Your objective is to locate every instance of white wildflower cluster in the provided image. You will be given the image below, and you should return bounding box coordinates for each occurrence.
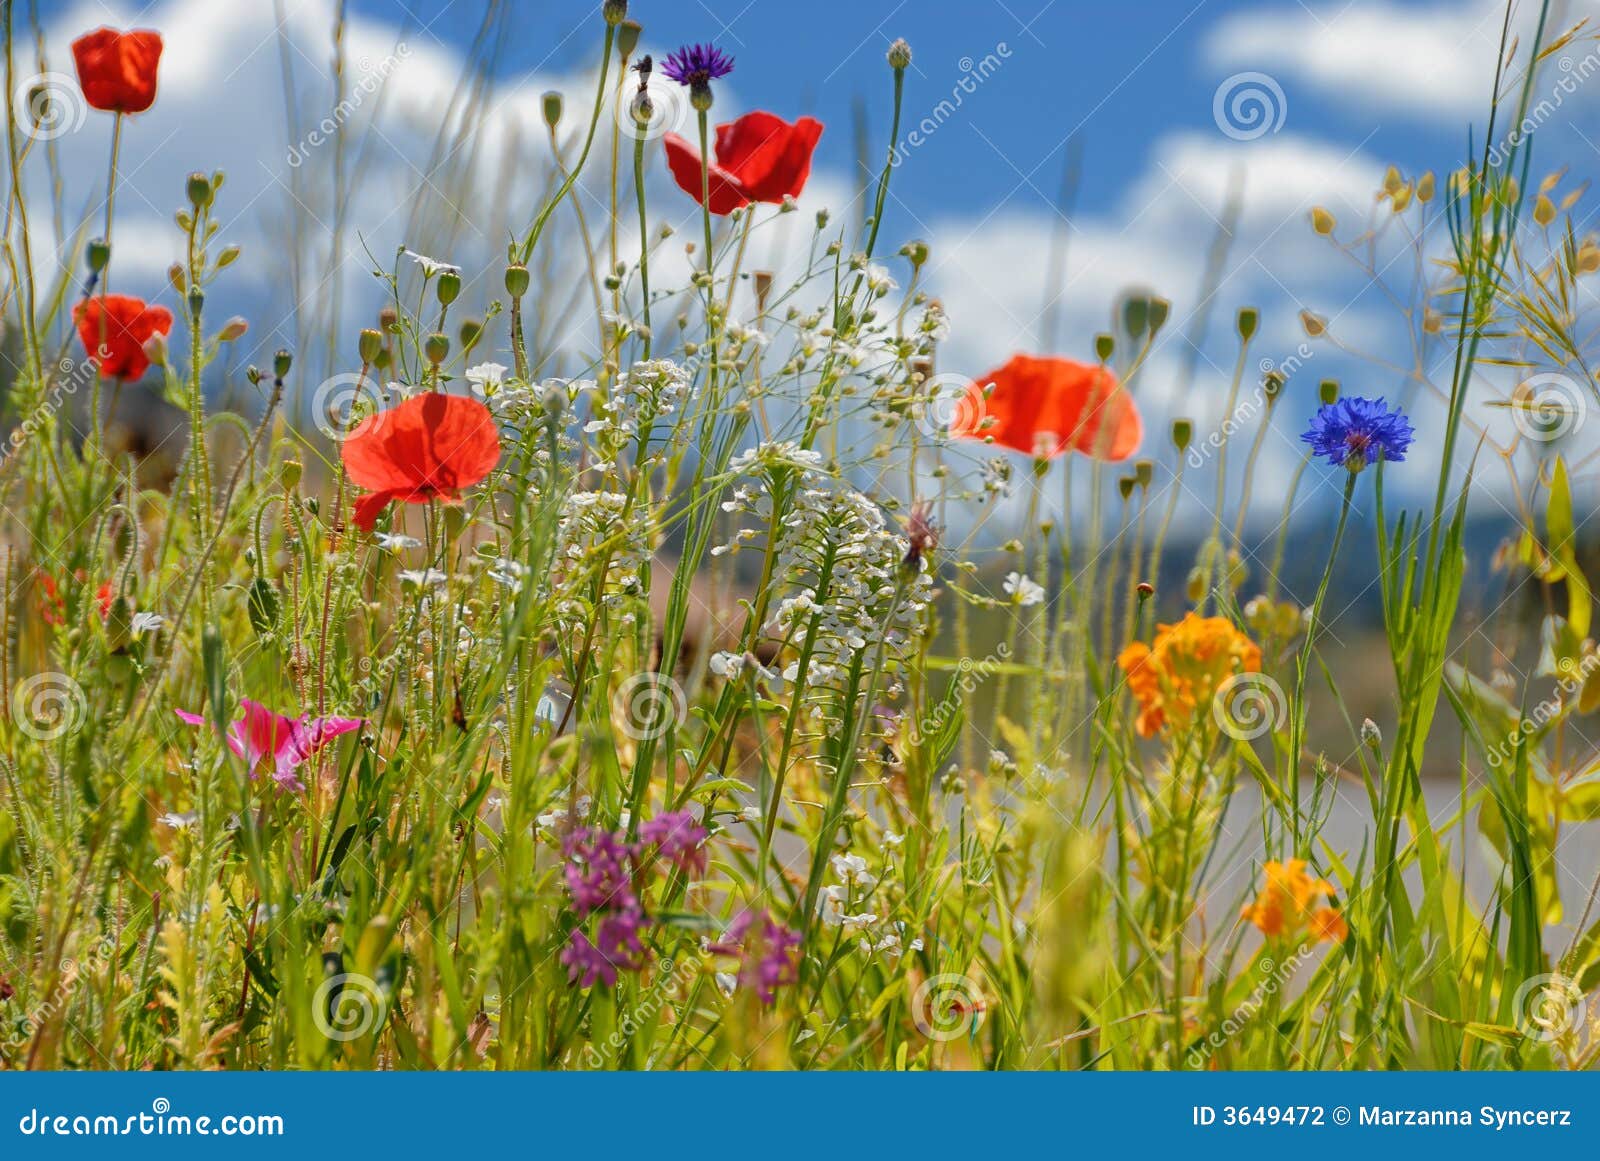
[769,478,935,692]
[547,489,651,632]
[582,359,693,465]
[816,842,923,959]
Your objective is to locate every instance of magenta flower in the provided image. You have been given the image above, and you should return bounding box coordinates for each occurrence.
[562,827,639,916]
[639,809,709,878]
[174,699,362,791]
[711,909,801,1005]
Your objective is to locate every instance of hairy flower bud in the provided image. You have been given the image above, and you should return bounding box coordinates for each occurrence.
[887,38,912,69]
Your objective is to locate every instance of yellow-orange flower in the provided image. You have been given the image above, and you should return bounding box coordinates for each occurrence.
[1117,612,1262,738]
[1241,860,1347,944]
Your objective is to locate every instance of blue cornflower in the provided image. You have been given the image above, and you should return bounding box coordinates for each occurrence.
[661,43,735,89]
[1301,396,1415,471]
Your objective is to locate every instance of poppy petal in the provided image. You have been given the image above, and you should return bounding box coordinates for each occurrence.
[713,112,823,204]
[71,28,162,114]
[663,132,751,215]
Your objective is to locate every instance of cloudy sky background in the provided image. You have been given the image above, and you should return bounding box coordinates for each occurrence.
[20,0,1600,534]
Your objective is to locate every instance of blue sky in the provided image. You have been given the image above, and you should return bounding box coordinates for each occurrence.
[28,0,1598,524]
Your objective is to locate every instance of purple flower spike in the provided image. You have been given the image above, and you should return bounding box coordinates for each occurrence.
[661,43,735,88]
[639,809,709,878]
[1301,396,1415,472]
[562,827,638,916]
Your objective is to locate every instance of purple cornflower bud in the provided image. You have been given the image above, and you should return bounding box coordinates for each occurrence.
[639,809,709,877]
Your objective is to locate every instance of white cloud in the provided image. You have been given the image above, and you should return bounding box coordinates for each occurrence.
[1204,0,1509,118]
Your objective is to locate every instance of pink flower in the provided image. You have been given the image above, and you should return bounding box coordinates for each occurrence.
[175,699,362,791]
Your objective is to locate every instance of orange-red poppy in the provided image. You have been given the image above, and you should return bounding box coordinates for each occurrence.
[954,354,1143,461]
[71,27,163,115]
[341,393,502,532]
[73,294,173,381]
[664,111,823,215]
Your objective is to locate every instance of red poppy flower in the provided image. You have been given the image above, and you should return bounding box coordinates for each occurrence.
[664,111,823,215]
[341,392,502,532]
[73,295,173,381]
[71,27,163,115]
[954,354,1143,461]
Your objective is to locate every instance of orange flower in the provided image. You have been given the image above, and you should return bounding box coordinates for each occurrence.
[71,27,163,115]
[341,392,502,532]
[1117,612,1261,737]
[1240,860,1346,944]
[953,354,1142,461]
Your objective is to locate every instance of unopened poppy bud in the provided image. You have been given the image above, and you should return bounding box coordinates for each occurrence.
[1094,333,1114,362]
[168,262,186,293]
[618,20,642,58]
[1236,306,1259,342]
[1319,378,1339,405]
[887,38,912,69]
[425,333,449,365]
[1361,718,1383,749]
[187,286,204,316]
[1118,475,1135,501]
[1123,295,1149,338]
[245,366,261,386]
[542,90,563,129]
[1311,206,1336,235]
[86,238,110,273]
[105,595,133,653]
[358,328,382,364]
[602,0,627,25]
[378,306,399,331]
[1135,459,1153,487]
[186,171,213,209]
[1148,297,1170,333]
[1171,418,1192,450]
[218,316,249,342]
[281,459,303,490]
[273,349,292,379]
[436,270,461,306]
[459,318,482,350]
[505,264,530,298]
[142,332,167,369]
[1136,581,1155,600]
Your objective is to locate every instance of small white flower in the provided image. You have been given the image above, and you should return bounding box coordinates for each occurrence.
[465,362,508,397]
[404,248,460,277]
[740,805,762,823]
[715,971,738,996]
[158,811,198,830]
[709,651,745,679]
[399,568,448,587]
[832,852,877,888]
[883,831,904,848]
[375,532,422,552]
[1004,571,1045,607]
[131,611,165,635]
